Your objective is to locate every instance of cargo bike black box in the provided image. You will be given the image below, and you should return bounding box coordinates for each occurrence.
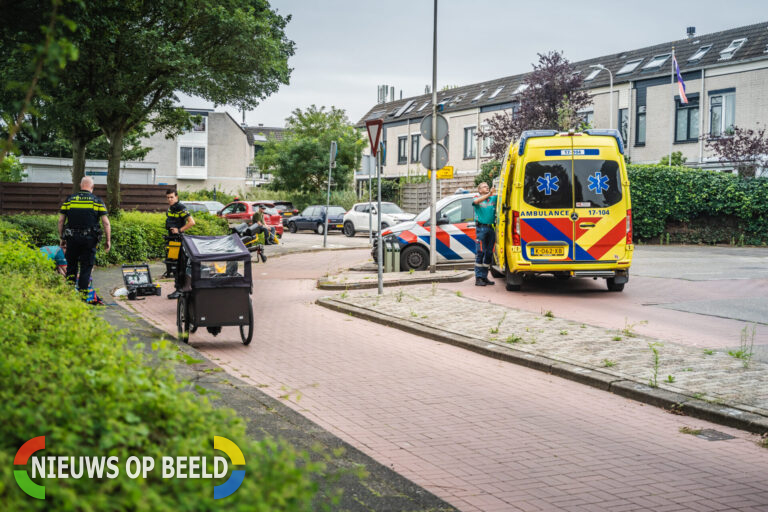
[175,234,253,345]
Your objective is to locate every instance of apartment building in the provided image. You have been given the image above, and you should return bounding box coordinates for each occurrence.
[357,22,768,180]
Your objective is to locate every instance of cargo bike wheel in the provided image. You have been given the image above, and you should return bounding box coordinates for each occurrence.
[176,293,190,343]
[239,297,253,345]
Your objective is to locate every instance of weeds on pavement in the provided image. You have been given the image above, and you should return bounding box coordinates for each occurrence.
[602,359,616,367]
[648,342,662,388]
[622,318,648,337]
[395,289,404,302]
[666,375,676,383]
[489,312,507,334]
[505,335,522,344]
[542,309,554,319]
[679,426,702,436]
[703,349,715,355]
[728,324,756,368]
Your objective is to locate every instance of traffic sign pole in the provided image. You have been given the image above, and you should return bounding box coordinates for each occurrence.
[429,0,438,273]
[376,145,383,294]
[323,141,337,248]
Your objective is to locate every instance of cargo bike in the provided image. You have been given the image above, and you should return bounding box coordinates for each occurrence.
[175,234,253,345]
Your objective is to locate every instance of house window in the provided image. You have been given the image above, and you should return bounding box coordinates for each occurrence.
[180,146,205,167]
[675,96,699,142]
[192,117,206,132]
[411,135,420,163]
[463,126,476,159]
[618,108,629,145]
[584,68,601,81]
[642,53,671,72]
[398,136,407,164]
[636,106,646,145]
[582,110,594,127]
[472,90,487,102]
[513,84,529,95]
[688,45,712,63]
[480,122,492,157]
[489,86,504,99]
[709,91,736,136]
[719,38,747,61]
[617,58,643,75]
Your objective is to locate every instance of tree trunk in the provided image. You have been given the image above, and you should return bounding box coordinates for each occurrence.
[106,130,124,213]
[71,137,87,192]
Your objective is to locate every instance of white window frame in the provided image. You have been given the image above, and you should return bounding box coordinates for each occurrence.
[584,68,601,81]
[179,145,206,167]
[719,38,747,61]
[463,126,477,159]
[480,122,492,157]
[688,45,712,62]
[709,92,736,136]
[488,86,504,99]
[472,89,487,102]
[617,58,643,75]
[642,53,671,71]
[513,84,529,95]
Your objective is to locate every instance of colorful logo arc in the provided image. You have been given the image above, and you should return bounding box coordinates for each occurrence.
[14,436,46,500]
[213,436,245,500]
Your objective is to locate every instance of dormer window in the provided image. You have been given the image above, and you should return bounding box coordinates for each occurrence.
[488,86,504,99]
[617,58,643,75]
[688,44,711,62]
[719,38,746,60]
[512,84,529,95]
[642,53,671,71]
[471,90,487,102]
[584,68,601,81]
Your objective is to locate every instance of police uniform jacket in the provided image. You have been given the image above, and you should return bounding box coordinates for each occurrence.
[166,202,191,232]
[60,190,107,234]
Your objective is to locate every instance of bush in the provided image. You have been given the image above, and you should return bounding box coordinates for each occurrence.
[475,159,501,187]
[1,210,230,265]
[179,188,237,205]
[0,228,323,511]
[241,189,360,211]
[628,165,768,244]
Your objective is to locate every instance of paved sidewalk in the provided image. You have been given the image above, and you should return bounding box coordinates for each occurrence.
[320,287,768,433]
[318,269,473,290]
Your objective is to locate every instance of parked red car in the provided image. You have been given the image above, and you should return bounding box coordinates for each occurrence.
[218,201,284,237]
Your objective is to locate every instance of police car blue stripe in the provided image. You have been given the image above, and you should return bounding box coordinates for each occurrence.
[453,233,476,253]
[417,235,462,260]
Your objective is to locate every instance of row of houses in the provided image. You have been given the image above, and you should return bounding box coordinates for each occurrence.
[356,21,768,184]
[19,111,285,193]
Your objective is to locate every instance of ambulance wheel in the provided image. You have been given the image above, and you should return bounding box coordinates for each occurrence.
[176,295,190,343]
[288,222,297,233]
[316,223,325,235]
[343,222,356,237]
[401,245,428,271]
[240,297,253,345]
[606,278,625,292]
[505,267,522,292]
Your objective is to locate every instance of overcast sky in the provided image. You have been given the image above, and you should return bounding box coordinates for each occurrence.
[178,1,764,127]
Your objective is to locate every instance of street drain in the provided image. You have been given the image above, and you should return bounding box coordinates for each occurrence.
[696,429,736,441]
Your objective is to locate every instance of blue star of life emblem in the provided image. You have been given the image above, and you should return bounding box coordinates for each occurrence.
[536,173,559,195]
[587,172,610,194]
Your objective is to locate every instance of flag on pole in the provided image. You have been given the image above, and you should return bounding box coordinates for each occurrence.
[673,55,688,104]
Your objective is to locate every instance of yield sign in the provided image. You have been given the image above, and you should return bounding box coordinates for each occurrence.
[365,119,383,157]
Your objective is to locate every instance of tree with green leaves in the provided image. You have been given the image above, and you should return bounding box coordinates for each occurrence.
[255,105,364,192]
[35,0,293,211]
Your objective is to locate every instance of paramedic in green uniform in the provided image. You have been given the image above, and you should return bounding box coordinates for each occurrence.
[472,182,497,286]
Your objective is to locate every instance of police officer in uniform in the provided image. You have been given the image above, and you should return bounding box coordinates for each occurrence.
[165,189,195,299]
[57,177,111,296]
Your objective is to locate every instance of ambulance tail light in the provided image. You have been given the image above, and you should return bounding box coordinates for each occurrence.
[626,209,633,244]
[512,210,521,246]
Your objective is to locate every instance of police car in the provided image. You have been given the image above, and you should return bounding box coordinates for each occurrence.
[375,192,478,271]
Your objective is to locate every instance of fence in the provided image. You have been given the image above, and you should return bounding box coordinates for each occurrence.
[0,182,175,214]
[400,176,477,213]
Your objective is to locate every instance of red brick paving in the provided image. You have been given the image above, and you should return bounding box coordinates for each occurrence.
[121,249,768,511]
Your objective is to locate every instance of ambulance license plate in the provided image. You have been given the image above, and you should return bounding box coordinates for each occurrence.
[532,246,565,257]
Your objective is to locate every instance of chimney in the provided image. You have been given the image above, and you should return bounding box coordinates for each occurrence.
[686,26,696,38]
[390,86,394,102]
[258,123,263,127]
[400,90,403,100]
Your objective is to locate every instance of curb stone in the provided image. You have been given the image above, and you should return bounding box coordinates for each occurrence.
[316,297,768,436]
[317,270,473,290]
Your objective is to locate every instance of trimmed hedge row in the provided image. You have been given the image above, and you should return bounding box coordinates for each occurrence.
[0,225,323,510]
[1,210,229,265]
[628,165,768,244]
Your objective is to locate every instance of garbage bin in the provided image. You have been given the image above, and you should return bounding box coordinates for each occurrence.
[392,239,400,272]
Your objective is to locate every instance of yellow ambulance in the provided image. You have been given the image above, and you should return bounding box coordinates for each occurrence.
[493,129,633,292]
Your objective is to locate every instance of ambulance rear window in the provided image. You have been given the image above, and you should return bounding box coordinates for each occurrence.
[573,160,623,207]
[523,160,572,209]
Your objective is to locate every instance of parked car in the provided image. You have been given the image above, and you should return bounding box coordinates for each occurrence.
[342,202,415,237]
[286,205,346,235]
[197,201,225,215]
[375,193,477,271]
[217,201,284,237]
[184,202,211,214]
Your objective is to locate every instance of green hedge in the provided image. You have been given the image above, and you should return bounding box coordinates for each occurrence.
[628,165,768,245]
[0,226,323,510]
[1,211,229,265]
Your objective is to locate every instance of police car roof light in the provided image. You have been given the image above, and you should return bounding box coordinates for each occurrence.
[518,130,558,156]
[583,129,625,155]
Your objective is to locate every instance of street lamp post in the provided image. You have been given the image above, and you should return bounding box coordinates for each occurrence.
[590,64,613,129]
